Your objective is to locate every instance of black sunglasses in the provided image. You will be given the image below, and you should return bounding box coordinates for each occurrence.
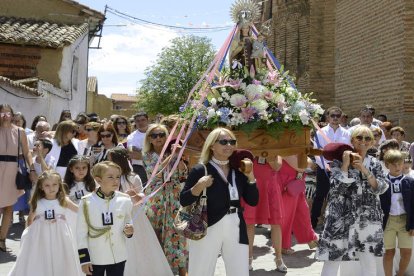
[100,133,113,138]
[355,135,372,142]
[85,128,95,132]
[150,132,166,139]
[216,139,237,146]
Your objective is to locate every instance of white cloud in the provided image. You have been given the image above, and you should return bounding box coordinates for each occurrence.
[88,24,178,96]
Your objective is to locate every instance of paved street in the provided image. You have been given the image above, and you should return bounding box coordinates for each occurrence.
[0,215,322,275]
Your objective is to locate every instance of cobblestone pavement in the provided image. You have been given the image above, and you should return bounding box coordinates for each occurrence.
[0,217,322,275]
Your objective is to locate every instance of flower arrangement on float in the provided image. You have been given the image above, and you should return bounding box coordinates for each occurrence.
[180,63,323,137]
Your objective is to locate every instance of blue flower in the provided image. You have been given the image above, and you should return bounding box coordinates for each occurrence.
[218,107,231,124]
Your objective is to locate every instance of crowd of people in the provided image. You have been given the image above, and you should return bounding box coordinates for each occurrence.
[0,103,413,276]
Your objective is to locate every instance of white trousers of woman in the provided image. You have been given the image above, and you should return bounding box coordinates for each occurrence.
[321,252,377,276]
[188,213,249,276]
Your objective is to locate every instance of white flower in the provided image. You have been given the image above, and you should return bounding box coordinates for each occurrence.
[210,98,217,106]
[284,114,292,123]
[239,82,247,91]
[245,84,264,101]
[221,92,230,100]
[230,94,247,108]
[272,93,285,104]
[286,86,296,96]
[230,113,245,126]
[299,110,310,125]
[207,108,216,119]
[221,88,227,92]
[251,99,269,112]
[218,97,223,102]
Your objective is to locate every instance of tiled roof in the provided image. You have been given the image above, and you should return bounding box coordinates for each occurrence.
[0,16,89,48]
[0,76,42,96]
[111,93,137,102]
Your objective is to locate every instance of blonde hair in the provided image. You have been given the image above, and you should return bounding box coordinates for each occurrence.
[85,121,101,130]
[384,149,404,165]
[199,127,237,164]
[30,170,67,212]
[91,161,121,179]
[54,120,77,146]
[142,124,169,154]
[350,125,374,142]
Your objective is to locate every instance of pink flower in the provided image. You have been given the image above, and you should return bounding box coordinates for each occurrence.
[228,79,242,89]
[267,70,281,85]
[252,79,261,85]
[241,107,256,122]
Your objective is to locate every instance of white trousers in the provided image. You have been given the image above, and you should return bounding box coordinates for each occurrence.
[322,252,377,276]
[188,213,249,276]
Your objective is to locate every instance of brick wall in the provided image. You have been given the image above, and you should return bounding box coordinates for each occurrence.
[266,0,414,139]
[0,44,40,79]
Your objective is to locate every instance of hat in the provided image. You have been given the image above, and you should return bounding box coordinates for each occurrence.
[322,143,354,162]
[229,149,254,169]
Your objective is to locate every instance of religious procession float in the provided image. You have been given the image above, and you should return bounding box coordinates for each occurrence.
[178,0,324,167]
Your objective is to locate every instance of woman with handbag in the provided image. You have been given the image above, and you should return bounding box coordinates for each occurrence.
[180,127,259,276]
[0,104,35,252]
[278,155,318,254]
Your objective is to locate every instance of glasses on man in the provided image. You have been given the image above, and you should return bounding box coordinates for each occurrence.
[150,132,166,139]
[100,133,113,138]
[216,139,237,146]
[355,135,372,142]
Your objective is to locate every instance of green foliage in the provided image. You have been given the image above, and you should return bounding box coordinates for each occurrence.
[134,35,216,116]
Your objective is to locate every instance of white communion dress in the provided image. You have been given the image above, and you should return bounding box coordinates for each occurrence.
[8,198,82,276]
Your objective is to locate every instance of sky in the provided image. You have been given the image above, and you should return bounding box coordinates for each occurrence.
[80,0,236,98]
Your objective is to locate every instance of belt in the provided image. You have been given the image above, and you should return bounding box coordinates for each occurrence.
[0,155,18,162]
[227,208,239,214]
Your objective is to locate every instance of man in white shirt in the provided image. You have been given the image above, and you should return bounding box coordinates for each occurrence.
[127,112,149,186]
[348,106,386,143]
[311,106,351,229]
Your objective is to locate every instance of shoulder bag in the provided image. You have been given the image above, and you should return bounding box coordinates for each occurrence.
[15,129,32,190]
[174,164,208,240]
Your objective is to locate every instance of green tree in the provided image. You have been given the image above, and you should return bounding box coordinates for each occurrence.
[135,35,215,116]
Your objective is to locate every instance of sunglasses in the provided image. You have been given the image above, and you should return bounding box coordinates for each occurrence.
[85,128,96,132]
[329,114,341,119]
[355,135,372,142]
[216,139,237,146]
[100,133,113,138]
[117,121,127,125]
[0,112,12,118]
[150,132,166,139]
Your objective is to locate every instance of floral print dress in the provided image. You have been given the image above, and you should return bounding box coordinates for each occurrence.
[316,155,389,261]
[143,151,188,270]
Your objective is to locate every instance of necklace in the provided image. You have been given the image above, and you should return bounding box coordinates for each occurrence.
[212,156,229,166]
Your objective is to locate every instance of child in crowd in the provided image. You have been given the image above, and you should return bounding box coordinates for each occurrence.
[402,153,414,178]
[9,171,81,276]
[64,155,96,204]
[381,150,414,276]
[107,147,173,276]
[77,161,134,276]
[32,139,56,178]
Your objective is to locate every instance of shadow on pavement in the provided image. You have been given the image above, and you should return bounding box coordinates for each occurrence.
[0,222,24,264]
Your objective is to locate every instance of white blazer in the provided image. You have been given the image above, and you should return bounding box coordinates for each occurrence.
[77,191,133,265]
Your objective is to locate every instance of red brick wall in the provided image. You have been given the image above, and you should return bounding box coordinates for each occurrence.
[0,44,41,79]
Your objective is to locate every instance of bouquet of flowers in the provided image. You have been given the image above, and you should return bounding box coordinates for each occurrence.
[180,63,324,137]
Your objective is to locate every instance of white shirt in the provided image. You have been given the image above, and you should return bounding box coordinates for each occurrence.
[388,175,406,216]
[126,130,146,165]
[68,181,92,204]
[313,124,351,169]
[32,154,57,176]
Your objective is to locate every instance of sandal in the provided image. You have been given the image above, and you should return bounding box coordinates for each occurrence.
[0,239,6,252]
[275,258,287,273]
[308,240,319,249]
[282,248,295,255]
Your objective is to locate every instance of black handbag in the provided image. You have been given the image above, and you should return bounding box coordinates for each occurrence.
[15,129,32,190]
